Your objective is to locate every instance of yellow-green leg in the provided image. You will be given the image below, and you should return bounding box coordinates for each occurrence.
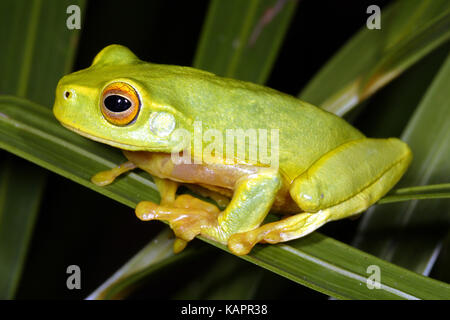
[152,177,191,253]
[91,161,137,186]
[136,169,282,250]
[228,138,412,255]
[152,176,179,205]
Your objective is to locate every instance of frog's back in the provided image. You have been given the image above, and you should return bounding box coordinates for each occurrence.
[144,64,365,182]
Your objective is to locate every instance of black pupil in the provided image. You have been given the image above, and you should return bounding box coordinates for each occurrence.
[104,95,132,112]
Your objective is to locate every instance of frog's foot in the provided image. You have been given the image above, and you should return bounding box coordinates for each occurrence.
[136,194,221,249]
[228,210,330,255]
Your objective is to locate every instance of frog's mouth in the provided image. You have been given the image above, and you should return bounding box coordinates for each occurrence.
[60,122,145,151]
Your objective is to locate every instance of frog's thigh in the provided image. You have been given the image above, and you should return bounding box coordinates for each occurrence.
[136,168,282,245]
[291,138,412,212]
[228,138,412,255]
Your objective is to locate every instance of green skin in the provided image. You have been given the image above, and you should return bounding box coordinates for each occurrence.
[53,45,412,255]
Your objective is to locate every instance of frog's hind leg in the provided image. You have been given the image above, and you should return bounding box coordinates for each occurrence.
[136,168,282,253]
[228,138,412,255]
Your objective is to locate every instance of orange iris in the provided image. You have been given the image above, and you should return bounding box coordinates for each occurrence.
[101,82,140,126]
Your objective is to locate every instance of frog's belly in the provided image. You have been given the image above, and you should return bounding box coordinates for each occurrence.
[123,150,300,214]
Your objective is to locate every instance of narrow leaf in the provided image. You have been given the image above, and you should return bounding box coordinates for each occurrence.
[379,184,450,204]
[0,156,43,298]
[0,96,449,299]
[353,52,450,275]
[194,0,298,83]
[0,0,85,298]
[86,229,206,300]
[299,0,450,116]
[172,253,263,300]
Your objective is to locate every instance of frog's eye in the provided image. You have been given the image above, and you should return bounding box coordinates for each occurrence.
[101,82,140,126]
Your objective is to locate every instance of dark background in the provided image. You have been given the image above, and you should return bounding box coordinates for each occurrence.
[16,0,396,299]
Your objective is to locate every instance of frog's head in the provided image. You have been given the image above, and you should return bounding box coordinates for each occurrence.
[53,44,192,153]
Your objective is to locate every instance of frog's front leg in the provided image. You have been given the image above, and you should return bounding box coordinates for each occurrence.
[136,168,282,250]
[90,155,216,253]
[228,138,412,255]
[90,158,180,204]
[136,176,215,252]
[91,161,137,186]
[152,176,179,205]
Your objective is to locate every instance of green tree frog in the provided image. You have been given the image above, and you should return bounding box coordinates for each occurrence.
[53,45,412,255]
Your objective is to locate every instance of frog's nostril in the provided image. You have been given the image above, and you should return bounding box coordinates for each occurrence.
[64,90,71,99]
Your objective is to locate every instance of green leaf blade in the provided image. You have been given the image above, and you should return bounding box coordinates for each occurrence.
[299,0,450,116]
[0,157,44,298]
[87,229,206,300]
[1,96,449,299]
[194,0,297,84]
[353,52,450,275]
[0,0,85,298]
